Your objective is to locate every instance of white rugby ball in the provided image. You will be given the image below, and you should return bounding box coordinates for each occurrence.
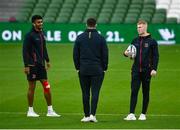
[126,44,137,58]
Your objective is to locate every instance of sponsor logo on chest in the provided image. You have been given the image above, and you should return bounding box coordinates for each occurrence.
[144,43,149,48]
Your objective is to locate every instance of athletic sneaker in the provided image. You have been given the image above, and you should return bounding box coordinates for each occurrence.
[46,110,61,117]
[124,113,136,120]
[81,116,90,122]
[138,114,146,120]
[27,111,40,117]
[89,114,98,122]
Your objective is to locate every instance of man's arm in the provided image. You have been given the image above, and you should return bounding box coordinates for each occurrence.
[152,40,159,71]
[151,40,159,76]
[44,43,49,62]
[73,38,80,71]
[23,34,31,67]
[102,38,108,71]
[44,42,50,69]
[22,34,31,74]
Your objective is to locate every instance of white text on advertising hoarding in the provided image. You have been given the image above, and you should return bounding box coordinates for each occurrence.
[68,31,83,42]
[106,31,124,42]
[46,31,61,41]
[1,30,124,43]
[68,31,124,42]
[2,30,22,41]
[1,30,62,42]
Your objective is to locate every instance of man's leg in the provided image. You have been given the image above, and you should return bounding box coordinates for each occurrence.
[138,71,151,120]
[79,74,91,117]
[40,79,60,117]
[124,72,141,120]
[27,80,39,117]
[141,71,151,114]
[130,72,141,113]
[27,81,36,107]
[91,74,104,116]
[40,79,52,106]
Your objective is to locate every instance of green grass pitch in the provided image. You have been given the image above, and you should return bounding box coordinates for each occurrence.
[0,44,180,129]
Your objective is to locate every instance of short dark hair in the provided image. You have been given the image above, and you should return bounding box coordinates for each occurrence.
[31,15,43,23]
[87,18,96,27]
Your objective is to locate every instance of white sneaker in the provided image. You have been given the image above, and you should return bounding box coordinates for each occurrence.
[81,116,90,122]
[27,111,39,117]
[138,114,146,120]
[124,113,136,120]
[89,114,98,122]
[46,110,61,117]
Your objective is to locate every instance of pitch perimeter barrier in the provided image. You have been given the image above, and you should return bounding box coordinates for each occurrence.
[0,23,179,44]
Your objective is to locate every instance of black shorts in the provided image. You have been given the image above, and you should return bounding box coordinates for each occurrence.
[27,64,47,81]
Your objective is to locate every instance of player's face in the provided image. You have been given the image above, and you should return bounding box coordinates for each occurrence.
[137,24,147,35]
[33,19,43,31]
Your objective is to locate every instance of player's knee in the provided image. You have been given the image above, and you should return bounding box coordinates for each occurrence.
[42,81,50,94]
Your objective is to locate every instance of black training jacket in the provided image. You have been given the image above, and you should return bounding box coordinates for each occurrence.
[73,29,108,75]
[131,34,159,72]
[22,27,49,67]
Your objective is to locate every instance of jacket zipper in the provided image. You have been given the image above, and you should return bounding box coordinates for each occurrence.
[140,38,143,72]
[33,53,37,62]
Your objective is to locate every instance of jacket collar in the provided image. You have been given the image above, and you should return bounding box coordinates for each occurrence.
[138,34,151,39]
[85,29,97,32]
[31,27,42,33]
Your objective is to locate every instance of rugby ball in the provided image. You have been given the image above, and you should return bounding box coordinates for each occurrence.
[126,44,137,59]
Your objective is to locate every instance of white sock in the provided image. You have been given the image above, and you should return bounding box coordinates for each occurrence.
[28,107,34,112]
[48,105,53,111]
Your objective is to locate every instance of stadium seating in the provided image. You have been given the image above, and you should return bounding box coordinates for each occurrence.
[0,0,179,23]
[156,0,179,23]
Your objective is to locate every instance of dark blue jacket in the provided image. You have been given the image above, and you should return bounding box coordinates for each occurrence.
[73,29,108,75]
[131,34,159,72]
[22,28,49,67]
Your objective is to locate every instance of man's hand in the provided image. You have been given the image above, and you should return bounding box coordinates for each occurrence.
[151,70,157,77]
[46,62,51,70]
[124,50,133,57]
[24,67,30,74]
